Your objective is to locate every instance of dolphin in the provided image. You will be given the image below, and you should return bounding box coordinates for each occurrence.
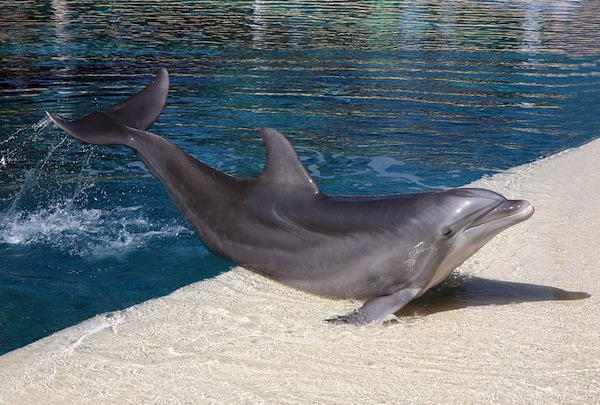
[47,68,534,325]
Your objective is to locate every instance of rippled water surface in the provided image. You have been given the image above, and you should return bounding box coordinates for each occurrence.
[1,0,599,354]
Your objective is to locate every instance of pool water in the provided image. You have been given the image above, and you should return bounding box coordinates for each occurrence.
[1,1,599,354]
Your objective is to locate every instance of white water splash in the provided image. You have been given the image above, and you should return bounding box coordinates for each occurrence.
[0,114,193,259]
[0,203,191,258]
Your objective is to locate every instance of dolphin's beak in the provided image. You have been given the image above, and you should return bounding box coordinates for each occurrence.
[467,199,534,230]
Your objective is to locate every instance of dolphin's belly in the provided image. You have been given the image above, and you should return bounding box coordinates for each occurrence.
[232,234,426,299]
[201,201,437,300]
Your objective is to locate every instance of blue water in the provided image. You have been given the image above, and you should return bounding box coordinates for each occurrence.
[1,1,599,355]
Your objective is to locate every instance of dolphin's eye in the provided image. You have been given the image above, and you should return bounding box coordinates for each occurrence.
[442,227,453,237]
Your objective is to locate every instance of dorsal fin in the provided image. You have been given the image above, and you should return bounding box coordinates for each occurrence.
[257,128,321,195]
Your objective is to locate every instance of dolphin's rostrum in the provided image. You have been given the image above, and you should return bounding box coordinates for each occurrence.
[47,68,534,325]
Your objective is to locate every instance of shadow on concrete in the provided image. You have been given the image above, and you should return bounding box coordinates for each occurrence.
[395,276,591,317]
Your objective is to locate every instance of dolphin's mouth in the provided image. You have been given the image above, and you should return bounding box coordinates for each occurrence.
[466,199,534,230]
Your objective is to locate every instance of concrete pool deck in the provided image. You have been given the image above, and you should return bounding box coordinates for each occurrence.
[1,138,599,404]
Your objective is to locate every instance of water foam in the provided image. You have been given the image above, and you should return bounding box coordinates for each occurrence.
[0,203,190,258]
[1,115,194,259]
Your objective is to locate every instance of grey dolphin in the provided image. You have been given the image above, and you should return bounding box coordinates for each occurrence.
[47,68,534,325]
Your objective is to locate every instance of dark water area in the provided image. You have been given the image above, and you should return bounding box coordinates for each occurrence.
[1,0,599,354]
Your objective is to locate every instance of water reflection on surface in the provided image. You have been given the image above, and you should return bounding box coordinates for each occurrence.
[2,2,599,195]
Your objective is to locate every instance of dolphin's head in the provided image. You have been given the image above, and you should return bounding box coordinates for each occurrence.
[416,188,534,290]
[436,188,533,243]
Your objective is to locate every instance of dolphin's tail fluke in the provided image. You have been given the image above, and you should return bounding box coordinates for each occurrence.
[46,67,170,146]
[105,67,169,131]
[46,111,140,147]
